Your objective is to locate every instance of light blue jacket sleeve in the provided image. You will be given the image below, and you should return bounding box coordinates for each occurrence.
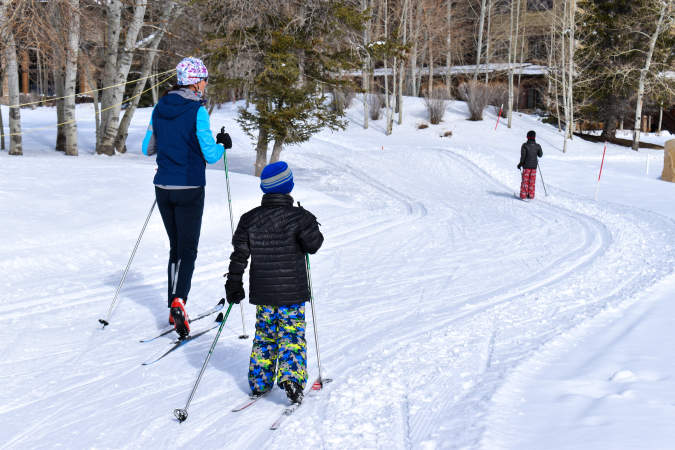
[196,106,224,164]
[141,109,156,156]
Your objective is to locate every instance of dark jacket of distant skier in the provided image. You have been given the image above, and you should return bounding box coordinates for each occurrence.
[519,139,543,169]
[141,56,231,339]
[225,161,323,404]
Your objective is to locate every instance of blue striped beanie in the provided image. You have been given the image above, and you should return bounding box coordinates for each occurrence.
[260,161,294,194]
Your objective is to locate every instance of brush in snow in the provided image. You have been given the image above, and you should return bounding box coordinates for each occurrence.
[139,299,225,343]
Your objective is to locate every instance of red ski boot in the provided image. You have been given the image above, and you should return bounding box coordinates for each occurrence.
[170,297,190,338]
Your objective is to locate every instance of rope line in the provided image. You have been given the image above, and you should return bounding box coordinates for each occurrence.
[3,69,175,109]
[3,73,174,137]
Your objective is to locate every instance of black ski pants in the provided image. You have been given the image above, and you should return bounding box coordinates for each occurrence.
[155,186,205,307]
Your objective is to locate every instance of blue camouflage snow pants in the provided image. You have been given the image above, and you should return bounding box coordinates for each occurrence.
[248,304,307,394]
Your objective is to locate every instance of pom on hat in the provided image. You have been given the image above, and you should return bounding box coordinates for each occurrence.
[176,57,208,86]
[260,161,294,194]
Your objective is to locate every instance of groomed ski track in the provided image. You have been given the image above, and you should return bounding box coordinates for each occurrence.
[1,105,674,449]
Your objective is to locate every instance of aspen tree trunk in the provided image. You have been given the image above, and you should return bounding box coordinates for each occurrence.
[115,1,177,153]
[97,0,122,154]
[446,0,452,94]
[0,87,4,150]
[657,107,663,135]
[53,69,66,151]
[270,138,283,163]
[427,29,433,97]
[507,0,515,128]
[409,2,419,96]
[383,0,392,135]
[566,0,576,140]
[387,56,395,134]
[546,16,554,113]
[98,0,148,155]
[362,0,370,129]
[254,128,269,176]
[151,59,158,105]
[485,0,493,84]
[398,0,408,125]
[632,0,668,151]
[560,0,568,151]
[474,0,487,81]
[516,33,525,111]
[0,1,22,155]
[63,0,80,156]
[83,63,101,147]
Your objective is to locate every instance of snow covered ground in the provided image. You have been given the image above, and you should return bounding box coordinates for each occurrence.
[1,98,674,450]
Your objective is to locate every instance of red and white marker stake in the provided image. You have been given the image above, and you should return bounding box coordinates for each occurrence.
[594,142,607,200]
[494,104,503,130]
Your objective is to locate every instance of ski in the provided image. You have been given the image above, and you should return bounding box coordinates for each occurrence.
[141,312,224,365]
[269,377,332,431]
[231,392,270,412]
[139,298,225,343]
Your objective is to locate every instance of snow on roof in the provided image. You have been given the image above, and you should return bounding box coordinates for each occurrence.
[346,63,549,78]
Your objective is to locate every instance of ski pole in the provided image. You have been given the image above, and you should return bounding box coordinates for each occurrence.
[220,129,248,340]
[174,303,234,423]
[537,163,548,197]
[305,254,331,390]
[99,199,156,328]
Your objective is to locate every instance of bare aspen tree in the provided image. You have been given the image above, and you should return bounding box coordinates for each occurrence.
[446,0,452,94]
[507,0,515,128]
[516,32,524,111]
[0,0,22,155]
[425,4,433,97]
[63,0,80,156]
[484,0,493,84]
[566,0,576,140]
[409,1,420,96]
[474,0,487,81]
[631,0,669,151]
[398,0,409,125]
[383,0,392,135]
[97,0,148,155]
[362,0,371,129]
[115,1,178,153]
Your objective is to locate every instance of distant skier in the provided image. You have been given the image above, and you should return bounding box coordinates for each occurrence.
[142,57,232,338]
[225,161,324,404]
[517,130,543,200]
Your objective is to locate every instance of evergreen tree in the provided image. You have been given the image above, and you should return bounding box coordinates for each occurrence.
[203,1,367,175]
[576,0,674,140]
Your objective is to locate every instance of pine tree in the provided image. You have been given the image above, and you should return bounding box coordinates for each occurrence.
[576,0,674,141]
[204,1,367,175]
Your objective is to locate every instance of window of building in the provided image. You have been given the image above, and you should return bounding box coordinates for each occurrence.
[527,0,553,11]
[528,36,547,61]
[495,0,512,14]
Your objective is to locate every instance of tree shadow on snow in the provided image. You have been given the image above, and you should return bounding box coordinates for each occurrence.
[102,269,168,330]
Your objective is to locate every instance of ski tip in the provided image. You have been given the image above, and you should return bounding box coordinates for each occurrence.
[238,334,249,340]
[215,312,224,322]
[218,297,226,306]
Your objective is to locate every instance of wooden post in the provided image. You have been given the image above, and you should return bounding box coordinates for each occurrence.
[21,51,29,95]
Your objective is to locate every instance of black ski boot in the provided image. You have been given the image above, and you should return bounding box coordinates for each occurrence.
[282,381,303,404]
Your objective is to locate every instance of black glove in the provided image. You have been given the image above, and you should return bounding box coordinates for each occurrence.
[225,279,245,304]
[216,127,232,149]
[517,163,522,170]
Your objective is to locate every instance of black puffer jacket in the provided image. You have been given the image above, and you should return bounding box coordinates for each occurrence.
[227,194,324,306]
[520,139,543,169]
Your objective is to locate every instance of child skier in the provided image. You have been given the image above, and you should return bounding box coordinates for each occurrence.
[225,161,324,404]
[517,130,543,200]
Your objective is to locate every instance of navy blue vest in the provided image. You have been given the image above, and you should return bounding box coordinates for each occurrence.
[152,92,205,186]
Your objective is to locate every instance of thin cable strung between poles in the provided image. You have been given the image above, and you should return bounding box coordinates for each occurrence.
[4,69,175,109]
[4,73,175,137]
